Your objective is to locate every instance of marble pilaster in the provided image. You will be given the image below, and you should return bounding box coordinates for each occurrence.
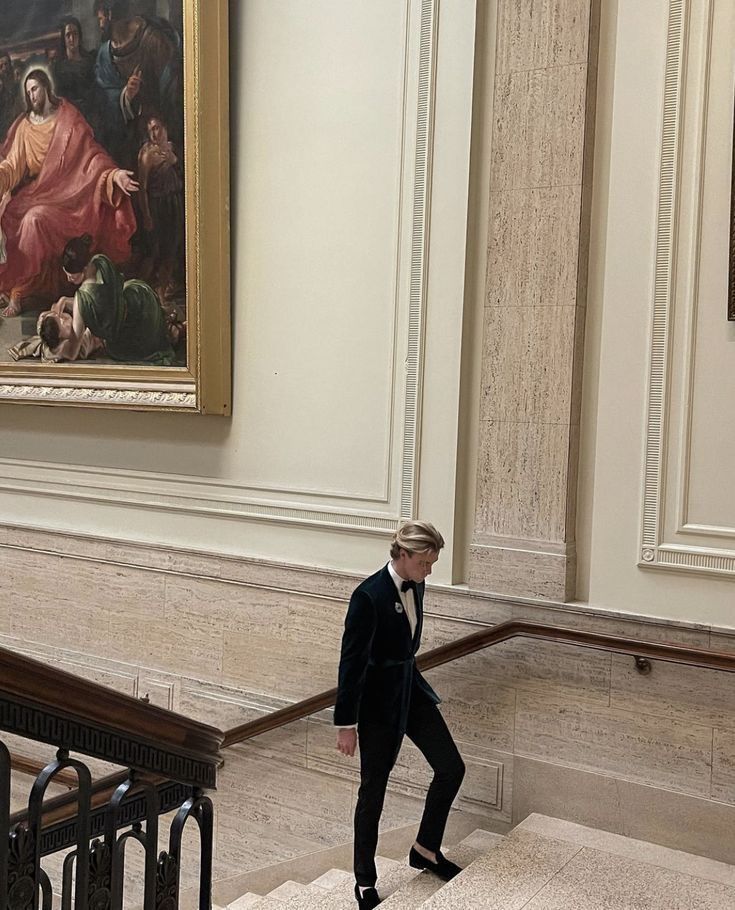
[469,0,601,600]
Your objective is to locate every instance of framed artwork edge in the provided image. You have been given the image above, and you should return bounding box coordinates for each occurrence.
[729,81,735,321]
[0,0,232,416]
[196,0,231,417]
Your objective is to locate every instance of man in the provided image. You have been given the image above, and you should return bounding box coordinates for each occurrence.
[0,70,137,316]
[335,521,465,909]
[53,17,99,132]
[94,0,182,165]
[137,113,184,298]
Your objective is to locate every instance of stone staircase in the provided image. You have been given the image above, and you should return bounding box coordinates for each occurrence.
[219,815,735,909]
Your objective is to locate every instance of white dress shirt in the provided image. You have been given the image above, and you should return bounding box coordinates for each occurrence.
[387,560,418,638]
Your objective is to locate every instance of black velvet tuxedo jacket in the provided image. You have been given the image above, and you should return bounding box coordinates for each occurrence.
[334,565,440,734]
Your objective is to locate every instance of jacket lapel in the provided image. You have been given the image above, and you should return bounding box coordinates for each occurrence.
[380,565,415,644]
[411,582,424,652]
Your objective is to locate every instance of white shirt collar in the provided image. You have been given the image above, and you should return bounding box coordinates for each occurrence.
[387,560,409,596]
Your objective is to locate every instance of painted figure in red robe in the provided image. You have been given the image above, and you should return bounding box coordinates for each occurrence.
[0,69,138,316]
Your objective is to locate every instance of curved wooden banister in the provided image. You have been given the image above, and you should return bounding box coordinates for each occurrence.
[10,752,79,788]
[221,619,735,747]
[14,618,735,838]
[0,643,223,785]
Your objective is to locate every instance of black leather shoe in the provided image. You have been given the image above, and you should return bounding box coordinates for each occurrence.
[354,884,381,908]
[408,846,462,881]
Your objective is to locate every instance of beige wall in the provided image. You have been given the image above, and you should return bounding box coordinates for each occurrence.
[2,0,735,871]
[0,1,729,623]
[3,526,735,867]
[577,0,735,624]
[0,0,478,587]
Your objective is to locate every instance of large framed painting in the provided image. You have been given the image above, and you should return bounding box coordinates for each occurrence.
[0,0,230,413]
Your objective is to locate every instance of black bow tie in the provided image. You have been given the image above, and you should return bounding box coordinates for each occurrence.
[400,580,414,593]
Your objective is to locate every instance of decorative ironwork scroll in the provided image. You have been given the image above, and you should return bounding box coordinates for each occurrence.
[160,791,214,910]
[39,781,191,858]
[28,752,91,910]
[0,742,9,906]
[7,827,35,910]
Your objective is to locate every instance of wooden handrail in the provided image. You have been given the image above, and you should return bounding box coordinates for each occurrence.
[0,644,222,755]
[14,618,735,837]
[10,753,79,789]
[0,643,223,786]
[221,619,735,747]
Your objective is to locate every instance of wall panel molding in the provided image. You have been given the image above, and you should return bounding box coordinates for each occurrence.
[0,0,442,536]
[639,0,735,576]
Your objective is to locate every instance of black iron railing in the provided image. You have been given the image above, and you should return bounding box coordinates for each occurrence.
[10,616,735,910]
[0,646,223,910]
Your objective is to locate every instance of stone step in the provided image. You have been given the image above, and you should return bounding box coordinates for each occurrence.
[258,829,503,910]
[227,894,275,910]
[270,856,402,910]
[378,829,504,909]
[309,870,354,891]
[227,894,269,910]
[418,819,735,910]
[515,813,735,888]
[228,814,735,910]
[418,828,583,910]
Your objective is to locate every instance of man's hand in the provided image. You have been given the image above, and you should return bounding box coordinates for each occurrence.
[125,65,143,102]
[113,170,140,195]
[336,728,357,757]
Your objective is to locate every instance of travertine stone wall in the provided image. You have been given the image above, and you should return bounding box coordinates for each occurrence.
[469,0,600,600]
[3,527,735,868]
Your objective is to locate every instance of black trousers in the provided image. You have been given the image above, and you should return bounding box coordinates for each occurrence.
[353,690,465,887]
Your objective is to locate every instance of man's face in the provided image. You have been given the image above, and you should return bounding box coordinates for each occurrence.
[96,9,112,34]
[26,79,46,114]
[0,57,11,81]
[64,24,80,54]
[147,117,166,144]
[395,548,439,584]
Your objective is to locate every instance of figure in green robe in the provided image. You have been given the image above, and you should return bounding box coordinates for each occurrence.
[37,234,181,365]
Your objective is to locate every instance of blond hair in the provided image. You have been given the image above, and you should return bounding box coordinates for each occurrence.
[389,520,444,559]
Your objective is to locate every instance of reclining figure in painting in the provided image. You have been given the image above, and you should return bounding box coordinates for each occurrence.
[36,234,182,365]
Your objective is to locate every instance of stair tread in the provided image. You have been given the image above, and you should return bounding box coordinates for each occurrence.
[225,816,735,910]
[378,829,505,909]
[281,833,504,910]
[309,869,353,891]
[275,857,406,910]
[418,829,580,910]
[228,895,281,910]
[227,893,271,910]
[267,881,310,902]
[516,814,735,888]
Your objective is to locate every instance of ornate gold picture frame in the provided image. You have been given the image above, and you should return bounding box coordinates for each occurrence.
[730,86,735,321]
[0,0,230,414]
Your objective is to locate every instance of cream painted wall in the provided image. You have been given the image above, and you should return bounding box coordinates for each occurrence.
[578,0,735,624]
[0,1,477,584]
